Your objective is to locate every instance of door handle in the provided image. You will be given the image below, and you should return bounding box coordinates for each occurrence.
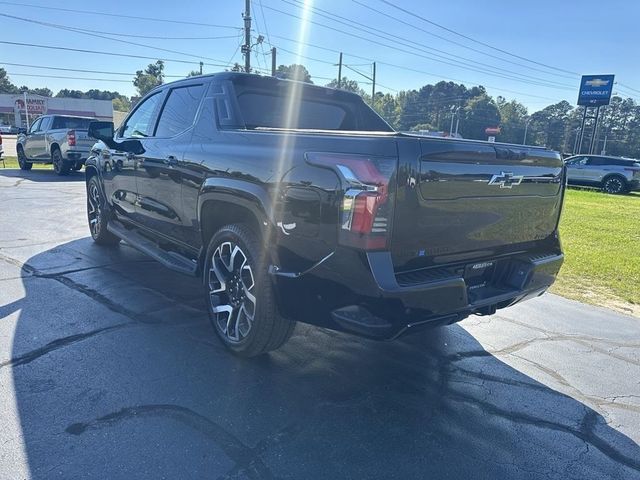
[164,155,178,166]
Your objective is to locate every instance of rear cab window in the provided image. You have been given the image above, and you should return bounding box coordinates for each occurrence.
[220,76,392,132]
[52,117,94,130]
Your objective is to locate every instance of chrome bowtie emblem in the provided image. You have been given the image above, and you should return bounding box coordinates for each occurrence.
[488,171,524,188]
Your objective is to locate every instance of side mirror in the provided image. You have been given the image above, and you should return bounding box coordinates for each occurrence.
[88,121,115,143]
[88,121,145,155]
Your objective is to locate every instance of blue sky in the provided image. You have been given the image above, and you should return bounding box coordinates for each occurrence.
[1,0,638,112]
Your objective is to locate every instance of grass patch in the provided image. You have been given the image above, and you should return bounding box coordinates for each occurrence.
[551,187,640,314]
[0,156,52,170]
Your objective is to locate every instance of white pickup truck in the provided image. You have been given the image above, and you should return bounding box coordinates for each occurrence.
[16,115,97,175]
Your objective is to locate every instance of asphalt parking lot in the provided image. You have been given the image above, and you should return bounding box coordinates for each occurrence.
[0,169,639,480]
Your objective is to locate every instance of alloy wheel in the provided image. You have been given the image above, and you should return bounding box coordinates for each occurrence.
[87,182,102,238]
[208,241,257,343]
[604,177,623,194]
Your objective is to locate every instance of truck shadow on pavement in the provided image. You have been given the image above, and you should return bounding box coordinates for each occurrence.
[4,238,640,479]
[0,169,85,183]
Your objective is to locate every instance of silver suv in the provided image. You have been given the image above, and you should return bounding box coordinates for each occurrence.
[565,155,640,194]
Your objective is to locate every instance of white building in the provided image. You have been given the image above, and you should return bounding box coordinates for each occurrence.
[0,93,113,128]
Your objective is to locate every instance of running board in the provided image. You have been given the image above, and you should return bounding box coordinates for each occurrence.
[107,222,198,276]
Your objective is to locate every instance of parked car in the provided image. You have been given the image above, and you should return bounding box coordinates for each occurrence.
[565,154,640,194]
[0,125,12,134]
[16,115,97,175]
[0,132,4,161]
[85,72,565,357]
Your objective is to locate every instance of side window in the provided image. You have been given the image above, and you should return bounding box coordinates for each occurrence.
[578,157,589,166]
[120,92,163,138]
[567,156,587,166]
[40,117,52,131]
[155,84,205,137]
[588,157,604,166]
[28,118,42,134]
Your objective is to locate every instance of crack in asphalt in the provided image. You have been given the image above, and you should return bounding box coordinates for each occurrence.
[0,323,132,369]
[65,404,299,480]
[436,362,640,473]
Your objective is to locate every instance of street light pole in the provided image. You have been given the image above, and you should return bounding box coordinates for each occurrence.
[523,117,531,145]
[449,106,456,135]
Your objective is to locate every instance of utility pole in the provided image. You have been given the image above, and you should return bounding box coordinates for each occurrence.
[242,0,251,73]
[523,117,531,145]
[449,106,456,135]
[371,62,376,107]
[199,61,203,75]
[337,53,343,88]
[271,47,277,76]
[454,114,460,137]
[601,134,608,155]
[23,91,30,129]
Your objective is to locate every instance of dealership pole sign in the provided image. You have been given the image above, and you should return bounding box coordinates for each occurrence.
[577,75,615,107]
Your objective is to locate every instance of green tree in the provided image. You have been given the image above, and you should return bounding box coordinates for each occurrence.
[275,64,313,83]
[55,89,85,98]
[496,96,529,144]
[459,94,501,140]
[325,77,364,95]
[133,60,164,96]
[112,96,132,112]
[0,68,18,94]
[373,92,399,128]
[529,100,574,151]
[18,86,52,97]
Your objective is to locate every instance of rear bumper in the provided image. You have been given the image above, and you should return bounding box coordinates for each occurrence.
[63,149,90,162]
[629,179,640,191]
[274,246,563,340]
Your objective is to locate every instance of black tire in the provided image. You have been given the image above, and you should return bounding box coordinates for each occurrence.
[17,146,32,171]
[601,175,628,195]
[86,176,120,246]
[204,223,295,357]
[52,148,70,176]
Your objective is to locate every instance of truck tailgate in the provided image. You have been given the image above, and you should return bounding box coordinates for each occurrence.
[391,140,564,269]
[72,129,94,149]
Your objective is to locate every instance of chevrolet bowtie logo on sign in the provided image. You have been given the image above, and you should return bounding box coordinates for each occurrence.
[488,172,524,188]
[585,78,611,88]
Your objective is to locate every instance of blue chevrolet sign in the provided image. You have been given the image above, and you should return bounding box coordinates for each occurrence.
[577,74,615,106]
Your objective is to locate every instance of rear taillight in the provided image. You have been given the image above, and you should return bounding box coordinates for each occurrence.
[307,152,396,250]
[67,130,76,146]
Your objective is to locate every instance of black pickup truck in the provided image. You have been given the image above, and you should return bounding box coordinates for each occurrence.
[86,72,565,357]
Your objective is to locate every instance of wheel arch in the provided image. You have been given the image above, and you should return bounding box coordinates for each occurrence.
[198,178,275,264]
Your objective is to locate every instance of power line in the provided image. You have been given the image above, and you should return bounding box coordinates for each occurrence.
[352,0,578,81]
[0,13,228,64]
[264,35,569,102]
[261,3,574,91]
[0,40,227,67]
[0,1,239,29]
[0,62,186,78]
[7,72,132,83]
[282,0,575,89]
[378,0,580,77]
[618,83,640,95]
